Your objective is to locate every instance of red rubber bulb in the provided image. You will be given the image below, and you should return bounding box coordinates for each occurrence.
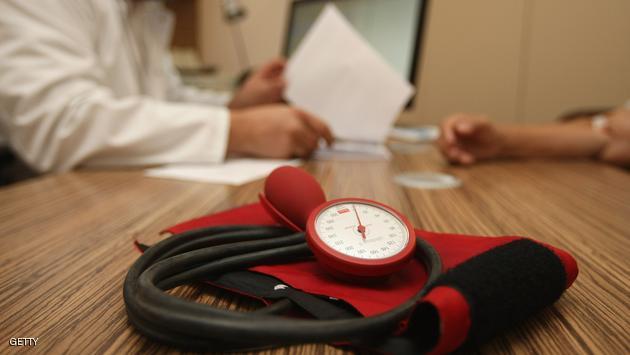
[261,166,326,231]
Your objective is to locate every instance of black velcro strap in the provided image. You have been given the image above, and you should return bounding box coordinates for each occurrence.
[135,243,358,320]
[212,271,359,320]
[432,238,566,345]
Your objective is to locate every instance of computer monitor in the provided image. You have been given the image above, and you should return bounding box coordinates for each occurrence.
[284,0,428,93]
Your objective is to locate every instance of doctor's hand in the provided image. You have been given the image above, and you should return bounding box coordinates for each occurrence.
[437,114,505,165]
[229,58,287,109]
[228,104,334,158]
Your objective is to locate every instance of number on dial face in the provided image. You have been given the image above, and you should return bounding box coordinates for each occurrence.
[314,202,409,260]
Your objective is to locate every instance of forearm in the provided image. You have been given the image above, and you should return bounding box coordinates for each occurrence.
[3,82,230,172]
[497,122,609,159]
[80,97,231,170]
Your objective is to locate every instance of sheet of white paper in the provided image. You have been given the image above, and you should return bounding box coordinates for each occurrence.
[145,159,300,186]
[285,4,414,143]
[314,141,391,161]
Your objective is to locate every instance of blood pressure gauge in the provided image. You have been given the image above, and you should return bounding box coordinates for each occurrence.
[261,166,416,278]
[306,198,416,278]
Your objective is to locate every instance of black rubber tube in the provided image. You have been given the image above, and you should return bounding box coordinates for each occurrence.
[124,225,442,351]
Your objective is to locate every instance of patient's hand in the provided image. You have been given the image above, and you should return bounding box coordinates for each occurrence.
[437,114,506,165]
[229,58,287,109]
[228,104,333,159]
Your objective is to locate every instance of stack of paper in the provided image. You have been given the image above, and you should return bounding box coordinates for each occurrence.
[389,126,440,143]
[314,140,391,161]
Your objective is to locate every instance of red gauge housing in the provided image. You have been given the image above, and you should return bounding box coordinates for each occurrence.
[306,198,416,278]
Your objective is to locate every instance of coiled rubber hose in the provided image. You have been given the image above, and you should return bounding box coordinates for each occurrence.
[124,225,442,352]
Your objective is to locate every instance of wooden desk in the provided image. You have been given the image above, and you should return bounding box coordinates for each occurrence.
[1,148,628,354]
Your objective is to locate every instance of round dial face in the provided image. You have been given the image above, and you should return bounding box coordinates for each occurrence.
[314,201,410,260]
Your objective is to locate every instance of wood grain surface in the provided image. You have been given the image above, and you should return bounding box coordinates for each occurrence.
[0,146,628,354]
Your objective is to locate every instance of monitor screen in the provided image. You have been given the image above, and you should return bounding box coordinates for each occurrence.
[284,0,426,84]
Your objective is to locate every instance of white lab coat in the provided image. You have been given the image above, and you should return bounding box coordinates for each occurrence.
[0,0,232,172]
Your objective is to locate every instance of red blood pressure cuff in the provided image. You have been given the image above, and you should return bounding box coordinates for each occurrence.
[148,202,577,354]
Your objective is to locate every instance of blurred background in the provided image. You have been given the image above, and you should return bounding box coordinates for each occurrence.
[168,0,630,125]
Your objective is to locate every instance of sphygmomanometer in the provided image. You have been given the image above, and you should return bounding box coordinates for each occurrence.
[124,166,578,354]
